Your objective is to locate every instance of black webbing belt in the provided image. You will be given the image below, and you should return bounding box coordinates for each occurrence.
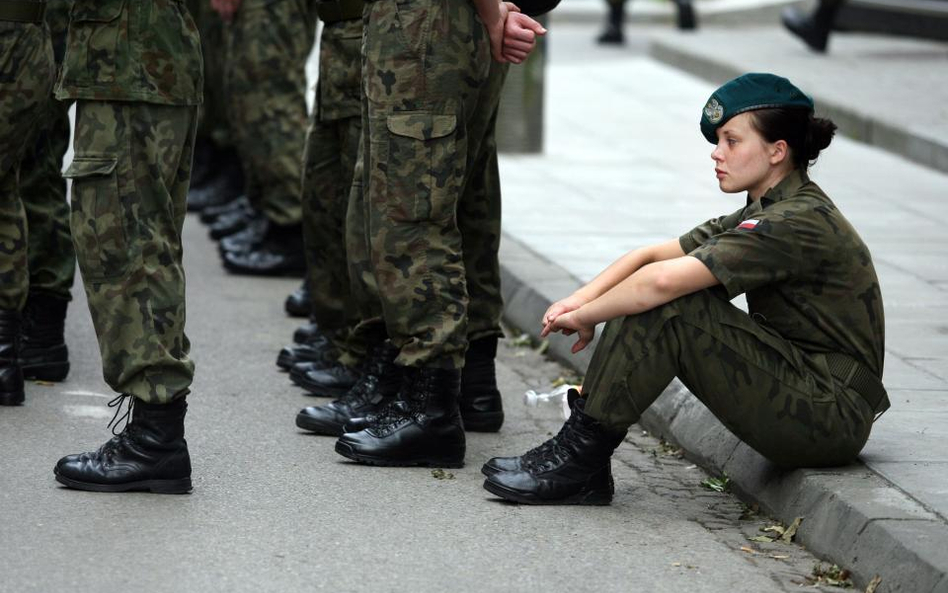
[0,0,45,23]
[825,353,890,420]
[316,0,364,23]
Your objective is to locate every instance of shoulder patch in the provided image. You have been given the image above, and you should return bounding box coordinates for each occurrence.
[737,219,760,230]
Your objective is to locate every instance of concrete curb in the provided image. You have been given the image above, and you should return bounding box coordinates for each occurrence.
[499,231,948,593]
[646,38,948,174]
[552,0,805,26]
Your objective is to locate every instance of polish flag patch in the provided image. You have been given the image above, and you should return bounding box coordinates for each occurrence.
[737,219,760,230]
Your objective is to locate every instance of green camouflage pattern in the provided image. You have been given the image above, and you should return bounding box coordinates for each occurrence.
[360,0,507,368]
[56,0,203,106]
[20,0,76,301]
[224,0,316,225]
[680,170,885,377]
[64,101,197,403]
[302,18,363,362]
[582,288,876,468]
[0,21,55,311]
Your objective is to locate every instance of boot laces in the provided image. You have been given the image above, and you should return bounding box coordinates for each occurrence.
[107,394,135,436]
[522,415,583,472]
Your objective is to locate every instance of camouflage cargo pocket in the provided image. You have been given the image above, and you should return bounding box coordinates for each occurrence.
[385,112,457,222]
[65,155,130,282]
[61,0,128,85]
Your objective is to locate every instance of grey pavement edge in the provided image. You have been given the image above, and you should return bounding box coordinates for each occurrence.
[499,231,948,593]
[647,27,948,174]
[551,0,807,26]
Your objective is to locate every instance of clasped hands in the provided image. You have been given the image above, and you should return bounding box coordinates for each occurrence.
[490,2,547,64]
[540,295,596,354]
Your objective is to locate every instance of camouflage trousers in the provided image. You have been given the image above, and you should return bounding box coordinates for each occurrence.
[20,92,75,301]
[65,101,197,404]
[302,19,363,363]
[224,0,316,225]
[582,289,875,467]
[359,0,508,369]
[189,0,232,148]
[0,21,55,311]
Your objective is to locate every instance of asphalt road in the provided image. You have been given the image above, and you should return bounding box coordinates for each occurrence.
[0,214,846,592]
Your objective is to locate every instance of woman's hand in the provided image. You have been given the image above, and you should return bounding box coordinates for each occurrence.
[545,310,595,353]
[540,294,588,335]
[501,5,547,64]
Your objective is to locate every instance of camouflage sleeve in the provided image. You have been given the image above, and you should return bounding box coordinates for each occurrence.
[679,206,747,253]
[686,211,803,299]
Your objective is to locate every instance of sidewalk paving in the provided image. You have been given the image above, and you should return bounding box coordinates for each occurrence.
[498,21,948,592]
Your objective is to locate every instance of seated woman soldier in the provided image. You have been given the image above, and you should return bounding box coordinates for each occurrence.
[482,73,889,505]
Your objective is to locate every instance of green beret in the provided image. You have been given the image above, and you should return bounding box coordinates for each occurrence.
[700,73,814,143]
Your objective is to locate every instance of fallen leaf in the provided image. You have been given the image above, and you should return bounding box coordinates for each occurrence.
[865,575,882,593]
[763,524,786,536]
[769,554,789,560]
[34,380,54,387]
[780,517,803,543]
[431,469,455,480]
[740,546,758,554]
[748,535,774,543]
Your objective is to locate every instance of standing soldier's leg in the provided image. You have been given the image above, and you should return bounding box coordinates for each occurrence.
[484,289,877,504]
[54,101,198,493]
[19,0,76,383]
[220,0,316,275]
[334,0,493,466]
[0,17,54,406]
[457,61,508,432]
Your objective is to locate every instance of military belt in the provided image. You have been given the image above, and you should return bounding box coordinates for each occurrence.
[825,353,890,419]
[0,0,45,23]
[316,0,364,22]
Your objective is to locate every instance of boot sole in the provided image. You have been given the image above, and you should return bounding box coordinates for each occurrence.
[461,411,504,433]
[482,478,612,506]
[295,412,344,437]
[335,440,464,469]
[21,361,70,382]
[54,472,192,494]
[0,390,25,406]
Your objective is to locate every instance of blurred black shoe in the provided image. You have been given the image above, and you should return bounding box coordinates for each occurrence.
[294,362,358,397]
[0,310,24,406]
[187,150,244,213]
[222,223,306,276]
[293,320,321,345]
[19,292,69,382]
[200,194,250,225]
[284,282,311,318]
[482,396,625,505]
[208,207,261,241]
[189,137,216,190]
[596,2,624,44]
[781,6,830,52]
[278,331,336,371]
[675,0,696,30]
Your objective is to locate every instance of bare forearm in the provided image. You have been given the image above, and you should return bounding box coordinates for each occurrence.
[473,0,502,31]
[573,239,685,303]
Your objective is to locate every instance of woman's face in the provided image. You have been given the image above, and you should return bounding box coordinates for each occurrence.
[710,112,786,200]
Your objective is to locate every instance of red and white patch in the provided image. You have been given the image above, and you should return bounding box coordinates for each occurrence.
[737,219,760,230]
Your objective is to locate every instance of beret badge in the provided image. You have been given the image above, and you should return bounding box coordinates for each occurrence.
[704,97,724,124]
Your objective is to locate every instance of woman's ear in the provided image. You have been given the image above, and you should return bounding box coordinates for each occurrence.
[770,139,789,165]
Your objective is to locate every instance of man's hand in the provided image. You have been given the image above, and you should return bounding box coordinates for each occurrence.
[501,9,547,64]
[211,0,241,22]
[545,310,596,354]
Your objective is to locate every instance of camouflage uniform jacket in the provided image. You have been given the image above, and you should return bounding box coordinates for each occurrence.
[680,169,885,378]
[55,0,202,105]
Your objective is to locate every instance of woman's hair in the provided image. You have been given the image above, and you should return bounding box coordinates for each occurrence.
[749,108,837,170]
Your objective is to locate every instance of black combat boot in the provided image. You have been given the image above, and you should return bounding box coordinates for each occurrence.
[335,366,465,467]
[199,194,250,225]
[284,281,311,318]
[277,330,336,371]
[19,292,69,382]
[293,362,359,397]
[596,1,625,44]
[296,341,401,436]
[482,395,626,505]
[0,310,24,406]
[54,395,192,494]
[209,206,263,241]
[482,390,583,476]
[222,222,306,276]
[187,148,244,212]
[293,320,321,345]
[459,336,504,432]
